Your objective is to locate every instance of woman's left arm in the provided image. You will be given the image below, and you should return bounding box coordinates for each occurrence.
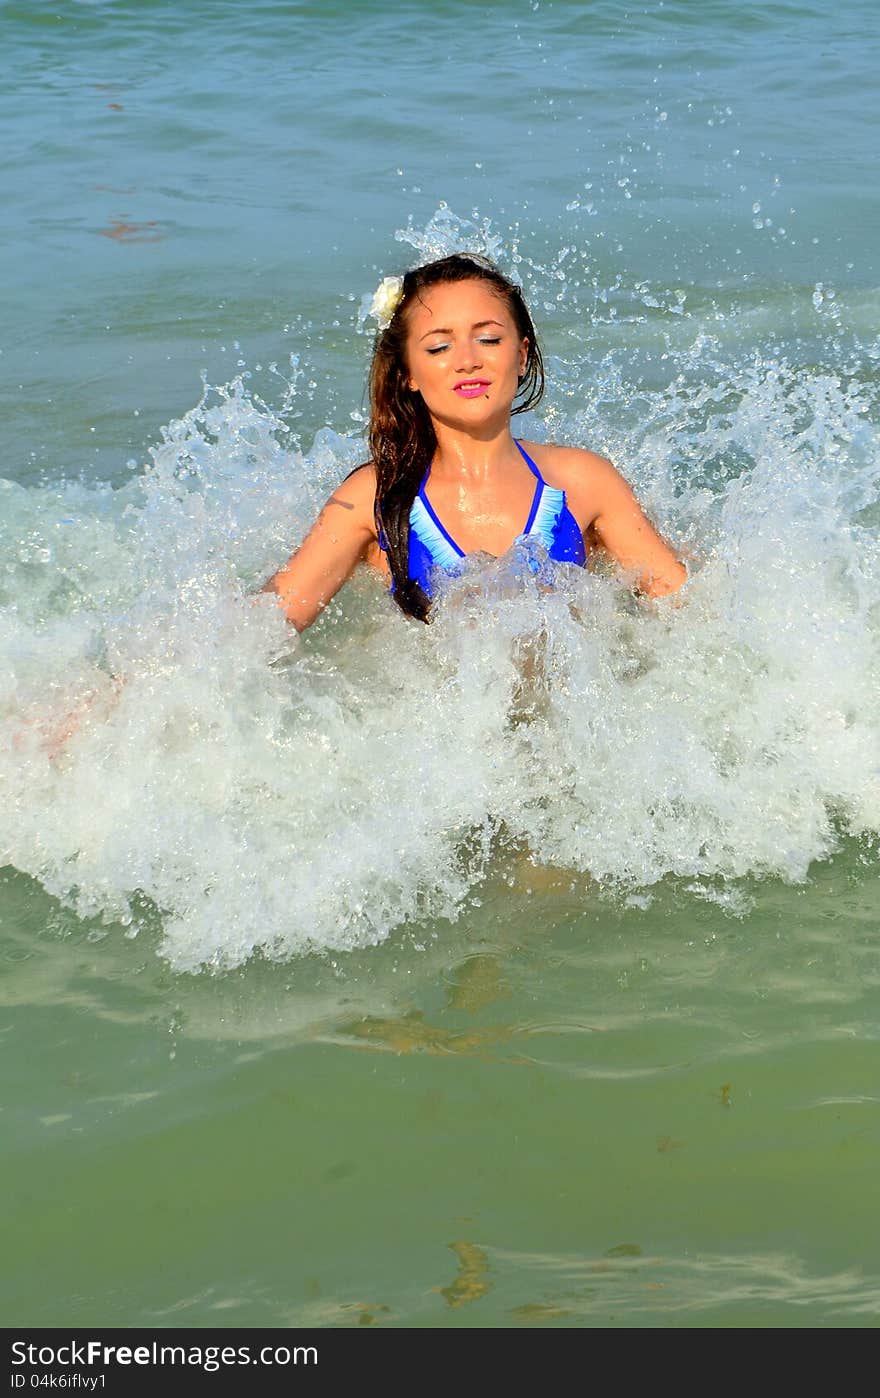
[582,453,687,598]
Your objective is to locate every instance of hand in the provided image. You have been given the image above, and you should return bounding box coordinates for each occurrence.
[17,674,128,761]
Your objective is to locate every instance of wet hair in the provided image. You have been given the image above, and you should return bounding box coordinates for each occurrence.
[368,252,544,621]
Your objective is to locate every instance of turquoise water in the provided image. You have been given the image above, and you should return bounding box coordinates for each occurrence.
[2,0,879,1327]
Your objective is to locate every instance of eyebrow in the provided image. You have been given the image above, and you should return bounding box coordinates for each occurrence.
[418,319,505,342]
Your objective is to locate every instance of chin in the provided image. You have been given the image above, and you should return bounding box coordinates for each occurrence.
[449,406,505,431]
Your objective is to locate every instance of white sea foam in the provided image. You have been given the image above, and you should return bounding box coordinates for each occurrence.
[1,332,878,971]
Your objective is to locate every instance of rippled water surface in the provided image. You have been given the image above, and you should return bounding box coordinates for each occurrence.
[2,0,879,1328]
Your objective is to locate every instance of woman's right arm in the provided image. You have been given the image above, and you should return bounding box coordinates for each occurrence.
[261,464,378,632]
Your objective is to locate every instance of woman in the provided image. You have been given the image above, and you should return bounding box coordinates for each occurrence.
[263,253,686,630]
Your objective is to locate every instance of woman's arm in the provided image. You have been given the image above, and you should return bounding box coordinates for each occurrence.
[565,451,687,597]
[262,464,379,631]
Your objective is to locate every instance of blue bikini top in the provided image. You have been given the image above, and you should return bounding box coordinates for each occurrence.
[379,439,586,599]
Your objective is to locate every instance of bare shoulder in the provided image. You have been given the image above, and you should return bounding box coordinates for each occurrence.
[520,440,618,483]
[316,460,378,530]
[329,460,378,505]
[517,439,684,593]
[519,440,631,519]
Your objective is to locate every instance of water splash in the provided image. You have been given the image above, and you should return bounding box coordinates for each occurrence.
[2,214,879,971]
[356,203,512,330]
[394,202,507,266]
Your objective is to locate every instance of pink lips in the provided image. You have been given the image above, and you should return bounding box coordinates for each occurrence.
[454,380,490,398]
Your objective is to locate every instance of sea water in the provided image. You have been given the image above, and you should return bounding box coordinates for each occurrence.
[1,0,879,1327]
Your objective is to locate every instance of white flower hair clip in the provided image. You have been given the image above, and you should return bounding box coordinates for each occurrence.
[369,274,404,330]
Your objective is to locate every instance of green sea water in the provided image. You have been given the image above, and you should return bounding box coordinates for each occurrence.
[2,0,879,1328]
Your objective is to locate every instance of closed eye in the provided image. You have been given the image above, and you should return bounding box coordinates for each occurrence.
[426,335,501,355]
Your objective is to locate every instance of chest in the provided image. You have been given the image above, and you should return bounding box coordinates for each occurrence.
[419,473,544,559]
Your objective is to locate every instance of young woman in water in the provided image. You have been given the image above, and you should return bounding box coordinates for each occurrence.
[38,255,685,758]
[264,252,686,629]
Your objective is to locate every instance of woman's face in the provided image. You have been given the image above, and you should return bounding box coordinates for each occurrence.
[403,279,528,428]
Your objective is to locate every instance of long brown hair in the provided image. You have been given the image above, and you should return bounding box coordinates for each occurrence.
[368,253,545,621]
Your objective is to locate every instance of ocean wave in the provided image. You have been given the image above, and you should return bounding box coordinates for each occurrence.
[1,318,878,971]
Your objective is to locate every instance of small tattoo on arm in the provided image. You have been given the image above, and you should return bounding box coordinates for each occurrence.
[327,495,354,511]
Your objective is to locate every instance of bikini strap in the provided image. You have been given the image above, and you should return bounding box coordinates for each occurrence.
[514,439,544,482]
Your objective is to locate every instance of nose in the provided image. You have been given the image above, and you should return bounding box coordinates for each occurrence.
[454,339,482,373]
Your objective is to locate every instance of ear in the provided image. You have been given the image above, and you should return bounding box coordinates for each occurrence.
[519,338,529,375]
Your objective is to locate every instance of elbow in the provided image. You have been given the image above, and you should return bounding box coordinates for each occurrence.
[282,591,325,634]
[258,577,309,631]
[640,559,689,598]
